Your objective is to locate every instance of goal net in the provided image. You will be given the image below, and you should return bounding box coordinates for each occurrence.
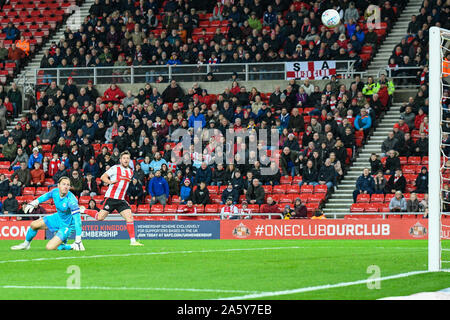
[429,26,450,271]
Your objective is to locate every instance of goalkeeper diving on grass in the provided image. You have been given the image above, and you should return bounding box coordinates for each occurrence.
[11,176,85,251]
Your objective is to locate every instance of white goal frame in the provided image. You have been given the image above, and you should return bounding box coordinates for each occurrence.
[429,26,449,271]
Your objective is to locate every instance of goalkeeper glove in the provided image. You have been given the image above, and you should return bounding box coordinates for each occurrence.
[23,200,39,214]
[72,236,85,251]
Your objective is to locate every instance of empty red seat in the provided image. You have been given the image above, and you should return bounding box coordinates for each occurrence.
[262,185,272,194]
[205,204,219,213]
[314,185,328,193]
[35,187,48,195]
[207,185,218,194]
[272,185,287,194]
[402,165,416,174]
[350,203,366,212]
[309,193,325,203]
[137,204,150,213]
[356,194,371,203]
[151,204,164,213]
[371,194,385,202]
[209,194,221,204]
[22,187,35,195]
[286,185,300,194]
[408,156,421,165]
[163,204,177,213]
[300,185,314,193]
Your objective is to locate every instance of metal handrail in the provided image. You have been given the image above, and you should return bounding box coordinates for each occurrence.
[378,65,423,79]
[33,60,365,86]
[0,212,284,220]
[0,212,436,220]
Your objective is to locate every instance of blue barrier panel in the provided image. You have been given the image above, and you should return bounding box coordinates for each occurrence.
[46,220,221,240]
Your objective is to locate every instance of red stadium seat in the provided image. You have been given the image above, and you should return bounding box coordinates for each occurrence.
[35,187,48,196]
[280,176,292,185]
[300,185,314,193]
[272,185,287,194]
[370,194,385,203]
[262,185,272,194]
[22,187,35,196]
[137,204,150,214]
[207,185,218,194]
[151,204,164,213]
[205,204,219,213]
[286,185,300,194]
[314,185,328,193]
[356,194,371,203]
[350,203,366,212]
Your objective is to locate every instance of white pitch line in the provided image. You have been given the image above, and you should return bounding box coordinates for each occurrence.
[0,246,303,264]
[217,270,439,300]
[0,246,428,264]
[1,285,258,294]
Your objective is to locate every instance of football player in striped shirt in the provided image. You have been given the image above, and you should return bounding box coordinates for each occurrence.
[83,151,143,246]
[11,177,85,251]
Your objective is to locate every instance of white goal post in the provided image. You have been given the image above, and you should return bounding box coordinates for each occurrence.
[429,26,450,271]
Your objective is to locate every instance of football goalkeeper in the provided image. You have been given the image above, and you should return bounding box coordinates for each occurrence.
[11,176,85,251]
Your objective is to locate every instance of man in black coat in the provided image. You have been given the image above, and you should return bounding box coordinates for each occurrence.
[385,169,407,194]
[221,182,239,204]
[162,79,185,103]
[192,181,210,205]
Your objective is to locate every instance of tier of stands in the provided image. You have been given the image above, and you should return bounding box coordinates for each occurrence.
[0,0,79,84]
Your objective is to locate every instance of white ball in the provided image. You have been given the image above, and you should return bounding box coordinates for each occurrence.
[321,9,341,28]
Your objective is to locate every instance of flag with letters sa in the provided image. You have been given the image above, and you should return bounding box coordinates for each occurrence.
[286,61,336,80]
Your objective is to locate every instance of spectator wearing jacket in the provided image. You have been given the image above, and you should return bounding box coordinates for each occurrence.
[291,198,308,219]
[195,162,212,185]
[148,170,170,205]
[2,22,20,41]
[11,161,31,187]
[318,158,336,190]
[2,192,18,215]
[261,196,280,214]
[0,174,9,197]
[299,160,319,186]
[384,149,401,175]
[354,108,372,138]
[127,177,144,204]
[246,178,265,205]
[389,191,407,212]
[280,147,300,177]
[81,172,99,197]
[180,178,193,204]
[353,168,375,202]
[415,166,428,194]
[28,147,43,169]
[221,182,239,204]
[103,84,125,103]
[30,162,45,187]
[192,181,210,205]
[385,169,407,194]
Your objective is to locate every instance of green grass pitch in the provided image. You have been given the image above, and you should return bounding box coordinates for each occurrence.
[0,239,448,300]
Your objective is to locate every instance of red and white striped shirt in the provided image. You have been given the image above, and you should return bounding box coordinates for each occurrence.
[104,165,133,200]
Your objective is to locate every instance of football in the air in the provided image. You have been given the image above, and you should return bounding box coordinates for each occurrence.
[321,9,341,28]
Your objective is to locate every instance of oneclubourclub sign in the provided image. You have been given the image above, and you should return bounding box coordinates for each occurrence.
[0,219,428,240]
[220,219,428,240]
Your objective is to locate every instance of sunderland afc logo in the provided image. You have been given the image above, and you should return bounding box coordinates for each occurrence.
[232,223,251,239]
[409,222,427,238]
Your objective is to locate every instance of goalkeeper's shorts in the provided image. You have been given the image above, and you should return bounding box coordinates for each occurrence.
[44,213,75,242]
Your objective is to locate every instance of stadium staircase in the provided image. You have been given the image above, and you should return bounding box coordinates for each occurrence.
[323,102,403,216]
[365,0,424,78]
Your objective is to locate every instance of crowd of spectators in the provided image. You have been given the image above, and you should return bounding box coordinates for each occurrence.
[0,68,397,215]
[387,0,449,85]
[34,0,410,81]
